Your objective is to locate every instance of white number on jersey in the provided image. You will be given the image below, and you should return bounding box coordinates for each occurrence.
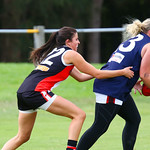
[41,48,65,66]
[119,34,144,52]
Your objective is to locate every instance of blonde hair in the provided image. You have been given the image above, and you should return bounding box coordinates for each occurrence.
[122,18,150,41]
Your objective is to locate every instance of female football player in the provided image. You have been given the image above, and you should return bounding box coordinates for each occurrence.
[2,26,133,150]
[77,18,150,150]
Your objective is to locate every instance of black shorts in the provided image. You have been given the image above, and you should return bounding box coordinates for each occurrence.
[17,91,57,113]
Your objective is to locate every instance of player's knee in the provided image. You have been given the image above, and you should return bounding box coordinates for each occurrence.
[21,135,30,143]
[137,115,141,125]
[17,134,31,144]
[77,109,86,121]
[133,114,141,127]
[124,136,136,149]
[81,110,86,121]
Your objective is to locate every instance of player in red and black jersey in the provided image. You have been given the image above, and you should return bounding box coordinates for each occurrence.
[2,26,134,150]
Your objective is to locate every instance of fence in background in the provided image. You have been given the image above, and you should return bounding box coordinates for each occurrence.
[0,26,125,48]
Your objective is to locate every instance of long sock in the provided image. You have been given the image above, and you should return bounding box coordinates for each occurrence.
[66,140,77,150]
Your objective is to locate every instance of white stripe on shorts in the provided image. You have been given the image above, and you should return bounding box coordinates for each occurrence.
[39,92,57,110]
[19,109,37,114]
[19,92,57,113]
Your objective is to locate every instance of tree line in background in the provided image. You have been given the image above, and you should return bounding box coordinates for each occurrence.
[0,0,149,63]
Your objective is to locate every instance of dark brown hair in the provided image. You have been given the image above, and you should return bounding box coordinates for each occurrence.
[30,26,77,65]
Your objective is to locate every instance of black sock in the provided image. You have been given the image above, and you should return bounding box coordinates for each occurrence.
[66,139,77,150]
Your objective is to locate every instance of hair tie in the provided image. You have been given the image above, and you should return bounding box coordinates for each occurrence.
[56,31,59,37]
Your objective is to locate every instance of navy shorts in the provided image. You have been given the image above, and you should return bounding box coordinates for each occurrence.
[17,91,57,113]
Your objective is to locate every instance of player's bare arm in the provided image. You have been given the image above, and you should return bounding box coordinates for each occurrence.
[70,67,94,82]
[140,43,150,87]
[64,50,134,79]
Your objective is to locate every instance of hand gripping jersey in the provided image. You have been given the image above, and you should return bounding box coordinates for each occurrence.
[17,46,74,93]
[94,32,150,101]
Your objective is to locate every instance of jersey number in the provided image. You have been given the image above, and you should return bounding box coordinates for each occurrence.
[119,34,144,52]
[41,48,65,66]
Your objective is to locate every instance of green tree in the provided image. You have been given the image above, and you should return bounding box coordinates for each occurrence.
[0,0,92,62]
[0,0,150,62]
[101,0,150,62]
[87,0,103,63]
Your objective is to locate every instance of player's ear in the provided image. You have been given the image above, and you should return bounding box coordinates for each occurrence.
[65,39,71,46]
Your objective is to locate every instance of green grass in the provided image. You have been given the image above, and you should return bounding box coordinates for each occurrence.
[0,63,150,150]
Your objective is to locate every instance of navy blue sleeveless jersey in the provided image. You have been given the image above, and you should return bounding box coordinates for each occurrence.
[94,32,150,101]
[17,45,74,93]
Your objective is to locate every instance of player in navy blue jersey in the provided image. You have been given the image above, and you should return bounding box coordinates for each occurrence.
[2,26,134,150]
[76,18,150,150]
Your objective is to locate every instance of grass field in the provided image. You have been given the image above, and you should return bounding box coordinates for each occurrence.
[0,63,150,150]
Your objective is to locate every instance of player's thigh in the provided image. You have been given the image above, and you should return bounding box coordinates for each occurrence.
[18,111,37,136]
[118,95,140,122]
[46,96,84,119]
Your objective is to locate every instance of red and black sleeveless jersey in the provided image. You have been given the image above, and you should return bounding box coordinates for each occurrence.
[17,45,74,93]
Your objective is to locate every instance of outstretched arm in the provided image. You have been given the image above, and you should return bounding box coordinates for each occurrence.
[70,67,94,82]
[64,51,134,79]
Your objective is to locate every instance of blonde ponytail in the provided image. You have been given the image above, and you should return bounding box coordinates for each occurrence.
[141,18,150,32]
[122,19,143,41]
[122,18,150,41]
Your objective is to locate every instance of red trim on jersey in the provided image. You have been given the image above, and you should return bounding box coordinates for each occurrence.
[35,66,74,91]
[106,96,115,104]
[106,96,109,103]
[67,146,76,149]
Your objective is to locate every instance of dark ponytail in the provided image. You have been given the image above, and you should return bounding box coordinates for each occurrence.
[30,32,58,65]
[30,26,77,65]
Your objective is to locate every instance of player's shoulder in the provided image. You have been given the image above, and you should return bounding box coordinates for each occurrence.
[145,42,150,47]
[65,50,81,58]
[142,43,150,55]
[63,50,84,65]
